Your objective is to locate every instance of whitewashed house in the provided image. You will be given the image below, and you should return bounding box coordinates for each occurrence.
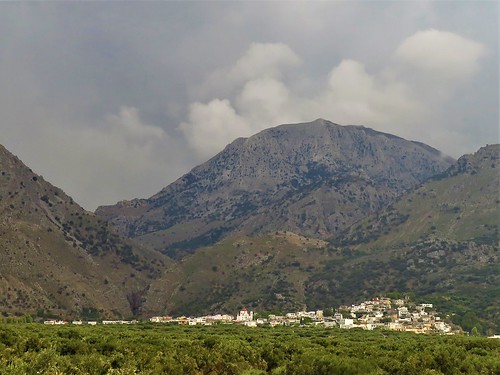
[236,308,253,322]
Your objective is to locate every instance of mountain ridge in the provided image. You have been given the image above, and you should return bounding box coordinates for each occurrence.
[97,119,454,258]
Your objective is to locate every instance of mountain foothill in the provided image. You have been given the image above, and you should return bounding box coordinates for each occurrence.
[1,119,498,333]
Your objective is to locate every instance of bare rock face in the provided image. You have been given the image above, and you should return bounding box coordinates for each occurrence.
[97,119,454,258]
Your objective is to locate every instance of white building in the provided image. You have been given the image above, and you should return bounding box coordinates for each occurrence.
[150,316,173,323]
[205,314,233,324]
[398,306,409,317]
[434,321,451,333]
[236,308,253,322]
[339,318,354,328]
[44,320,66,325]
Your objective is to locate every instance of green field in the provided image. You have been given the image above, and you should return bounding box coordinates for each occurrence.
[0,323,498,374]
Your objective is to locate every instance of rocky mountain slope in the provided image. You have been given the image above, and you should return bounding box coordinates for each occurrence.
[333,144,499,247]
[145,145,498,333]
[0,144,170,319]
[97,119,454,258]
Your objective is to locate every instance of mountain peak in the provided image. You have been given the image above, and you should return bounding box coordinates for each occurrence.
[97,120,454,258]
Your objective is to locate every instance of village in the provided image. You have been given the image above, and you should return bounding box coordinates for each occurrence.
[150,296,458,334]
[44,296,460,334]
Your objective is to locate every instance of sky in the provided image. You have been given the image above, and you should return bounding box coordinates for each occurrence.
[0,1,498,211]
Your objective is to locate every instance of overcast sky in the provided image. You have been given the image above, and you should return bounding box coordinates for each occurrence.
[1,1,498,210]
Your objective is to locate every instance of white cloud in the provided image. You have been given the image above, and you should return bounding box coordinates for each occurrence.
[315,59,425,127]
[320,60,379,122]
[180,30,488,159]
[327,60,374,96]
[197,42,301,102]
[394,29,487,82]
[105,106,166,142]
[229,42,302,82]
[236,78,295,127]
[179,99,252,159]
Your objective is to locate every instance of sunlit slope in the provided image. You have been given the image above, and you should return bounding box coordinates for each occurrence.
[148,146,499,333]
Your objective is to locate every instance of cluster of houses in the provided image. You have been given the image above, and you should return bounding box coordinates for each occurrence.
[44,319,138,326]
[332,297,456,334]
[148,297,459,334]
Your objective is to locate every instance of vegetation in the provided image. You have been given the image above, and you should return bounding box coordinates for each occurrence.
[0,323,498,374]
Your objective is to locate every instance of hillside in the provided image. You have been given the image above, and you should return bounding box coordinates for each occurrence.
[307,145,500,333]
[333,144,499,247]
[0,144,171,319]
[141,232,330,317]
[143,145,499,334]
[97,119,453,258]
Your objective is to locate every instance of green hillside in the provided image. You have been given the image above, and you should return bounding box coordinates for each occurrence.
[142,232,330,316]
[1,138,497,333]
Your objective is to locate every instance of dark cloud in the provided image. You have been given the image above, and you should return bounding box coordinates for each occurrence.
[0,2,497,210]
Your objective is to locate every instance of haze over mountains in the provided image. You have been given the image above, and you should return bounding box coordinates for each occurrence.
[0,120,498,332]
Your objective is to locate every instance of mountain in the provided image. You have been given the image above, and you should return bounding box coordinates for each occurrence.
[140,145,499,334]
[97,119,454,258]
[0,144,171,319]
[1,123,496,332]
